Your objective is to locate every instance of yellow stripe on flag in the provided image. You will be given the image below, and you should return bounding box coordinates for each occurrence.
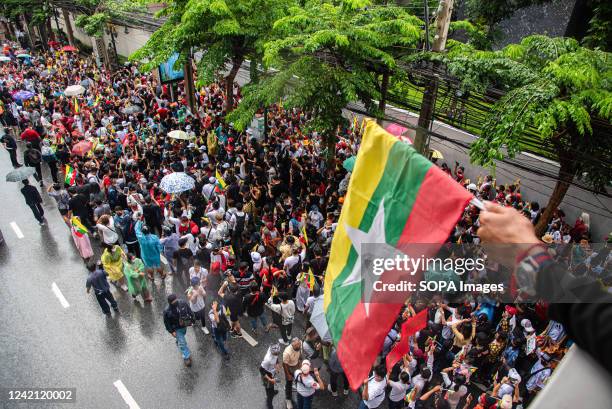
[323,119,396,311]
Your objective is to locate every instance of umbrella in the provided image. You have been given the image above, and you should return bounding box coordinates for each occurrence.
[5,167,36,182]
[64,84,85,97]
[160,172,195,194]
[167,130,191,140]
[385,123,414,144]
[71,140,93,156]
[62,45,78,52]
[12,90,35,101]
[121,105,143,115]
[0,56,11,62]
[16,53,31,59]
[309,296,332,343]
[40,69,57,78]
[342,156,356,172]
[431,149,444,160]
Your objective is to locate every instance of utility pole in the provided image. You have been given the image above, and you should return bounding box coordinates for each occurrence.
[62,9,75,46]
[413,0,454,155]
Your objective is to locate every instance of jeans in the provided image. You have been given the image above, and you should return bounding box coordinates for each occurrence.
[280,323,292,343]
[388,398,404,409]
[285,373,294,400]
[213,327,229,355]
[264,384,277,409]
[8,149,20,167]
[175,327,191,359]
[250,314,267,331]
[297,394,313,409]
[27,202,44,223]
[94,290,118,314]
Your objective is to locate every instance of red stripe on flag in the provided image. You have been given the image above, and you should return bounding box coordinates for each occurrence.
[337,166,471,390]
[385,308,429,370]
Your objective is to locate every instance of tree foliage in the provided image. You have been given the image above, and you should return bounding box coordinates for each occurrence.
[1,0,49,26]
[227,0,423,150]
[583,0,612,52]
[72,0,145,37]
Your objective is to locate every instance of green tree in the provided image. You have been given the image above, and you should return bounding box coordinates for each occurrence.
[227,0,423,169]
[1,0,51,46]
[441,35,611,236]
[68,0,144,37]
[131,0,294,111]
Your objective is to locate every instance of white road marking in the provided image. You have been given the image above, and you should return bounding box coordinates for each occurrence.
[113,380,141,409]
[241,329,258,347]
[51,282,70,308]
[10,222,24,239]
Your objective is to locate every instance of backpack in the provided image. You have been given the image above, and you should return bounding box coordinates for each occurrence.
[288,255,303,278]
[234,212,246,235]
[216,308,230,333]
[26,149,41,165]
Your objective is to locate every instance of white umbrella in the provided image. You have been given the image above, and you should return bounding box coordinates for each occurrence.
[0,56,11,62]
[167,130,191,140]
[64,84,85,97]
[159,172,195,194]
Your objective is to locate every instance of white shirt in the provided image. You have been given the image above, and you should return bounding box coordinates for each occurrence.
[363,376,386,408]
[187,285,206,312]
[294,370,319,397]
[284,249,306,272]
[189,266,208,282]
[96,218,119,245]
[388,379,410,402]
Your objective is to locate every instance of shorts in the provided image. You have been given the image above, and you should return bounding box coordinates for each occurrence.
[229,311,239,322]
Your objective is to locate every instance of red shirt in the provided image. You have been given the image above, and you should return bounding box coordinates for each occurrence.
[20,128,40,143]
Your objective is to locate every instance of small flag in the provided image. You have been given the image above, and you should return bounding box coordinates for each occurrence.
[216,169,227,190]
[71,216,88,237]
[307,268,315,290]
[405,386,417,403]
[301,224,308,244]
[64,164,77,186]
[93,94,101,107]
[73,97,79,114]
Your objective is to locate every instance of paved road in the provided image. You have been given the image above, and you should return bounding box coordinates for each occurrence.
[0,140,360,409]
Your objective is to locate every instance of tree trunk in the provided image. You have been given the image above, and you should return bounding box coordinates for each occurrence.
[325,130,336,177]
[249,59,259,84]
[534,156,577,237]
[62,9,75,47]
[414,65,438,155]
[376,72,389,125]
[184,57,197,116]
[225,57,244,112]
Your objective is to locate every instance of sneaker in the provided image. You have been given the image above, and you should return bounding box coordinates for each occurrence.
[39,221,45,226]
[327,384,338,397]
[286,399,293,409]
[230,331,241,339]
[184,357,192,367]
[223,353,230,361]
[120,284,128,291]
[278,338,287,345]
[343,389,349,396]
[203,327,210,335]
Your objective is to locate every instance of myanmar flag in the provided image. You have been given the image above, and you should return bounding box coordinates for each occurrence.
[323,120,471,389]
[71,217,88,237]
[215,169,227,190]
[64,164,77,186]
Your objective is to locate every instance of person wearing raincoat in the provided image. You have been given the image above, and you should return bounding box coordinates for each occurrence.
[123,253,153,302]
[101,243,127,291]
[135,219,165,280]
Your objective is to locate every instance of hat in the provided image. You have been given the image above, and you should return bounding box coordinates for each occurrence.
[301,359,311,375]
[541,233,554,243]
[188,142,196,148]
[270,344,281,355]
[505,305,517,316]
[121,121,128,127]
[246,129,253,134]
[167,294,177,303]
[209,176,217,184]
[500,394,513,409]
[467,183,477,192]
[191,225,199,235]
[190,276,200,286]
[508,368,522,383]
[251,252,262,263]
[199,145,207,152]
[222,162,230,169]
[186,125,191,130]
[521,319,535,333]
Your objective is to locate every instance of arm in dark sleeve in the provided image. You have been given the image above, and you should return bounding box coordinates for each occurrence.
[163,309,174,333]
[536,261,612,374]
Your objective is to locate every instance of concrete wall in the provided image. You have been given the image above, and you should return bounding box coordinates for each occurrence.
[54,11,151,59]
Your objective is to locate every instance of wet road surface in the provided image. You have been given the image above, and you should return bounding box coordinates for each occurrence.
[0,140,361,409]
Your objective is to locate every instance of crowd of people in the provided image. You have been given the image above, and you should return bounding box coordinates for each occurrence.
[1,38,611,409]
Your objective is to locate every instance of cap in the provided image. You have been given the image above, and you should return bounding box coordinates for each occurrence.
[209,176,217,184]
[301,360,311,374]
[505,305,517,316]
[467,183,477,191]
[521,319,535,333]
[190,276,200,286]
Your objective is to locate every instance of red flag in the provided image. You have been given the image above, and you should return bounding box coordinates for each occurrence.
[385,308,429,370]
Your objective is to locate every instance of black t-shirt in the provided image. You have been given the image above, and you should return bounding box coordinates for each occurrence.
[173,248,193,272]
[69,194,89,218]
